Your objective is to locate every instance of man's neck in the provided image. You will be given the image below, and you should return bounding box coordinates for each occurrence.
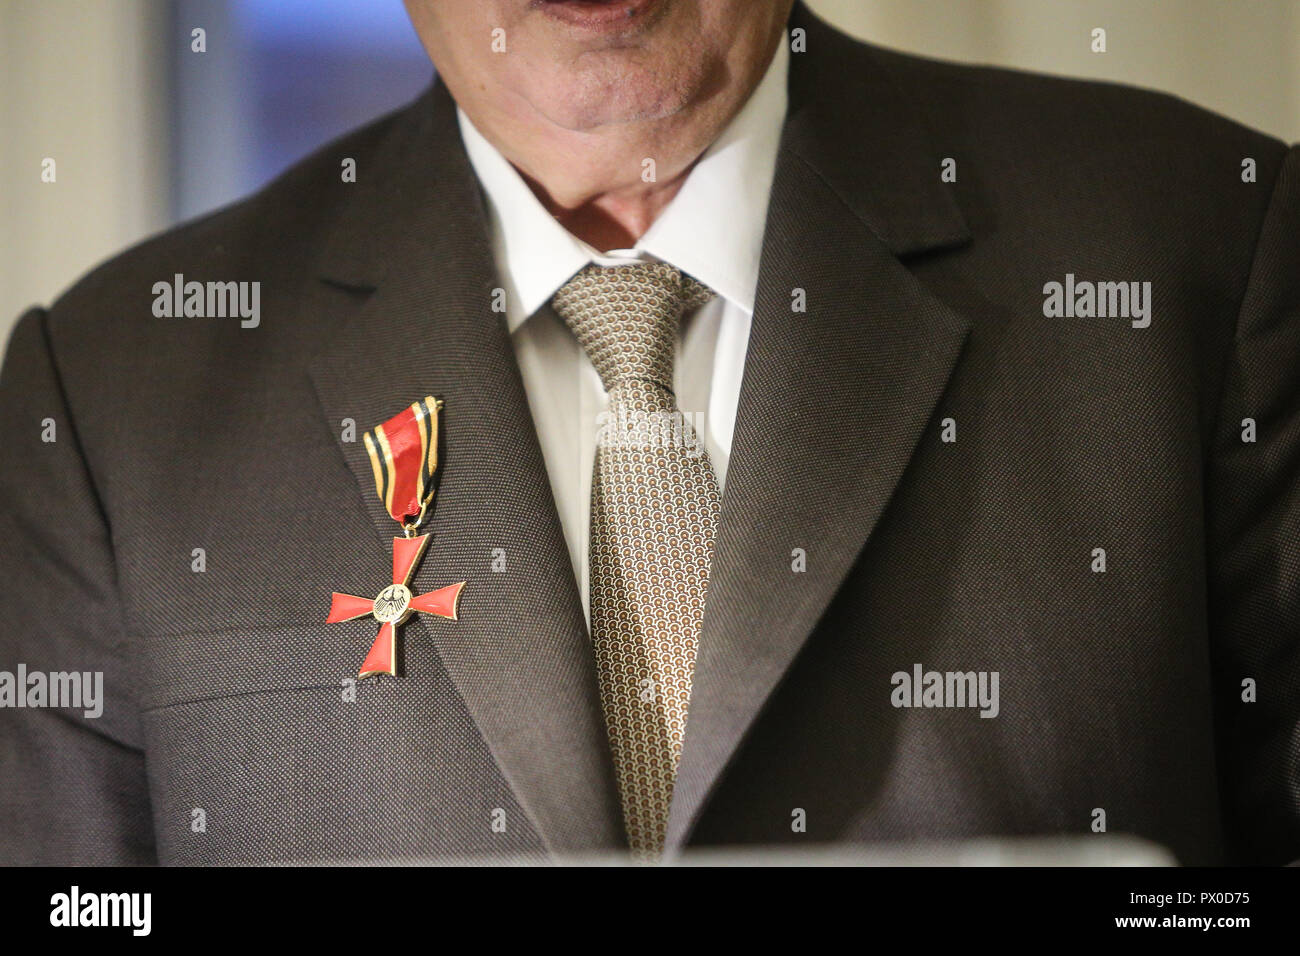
[455,35,783,251]
[522,147,695,252]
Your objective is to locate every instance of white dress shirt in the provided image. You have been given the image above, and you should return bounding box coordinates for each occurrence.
[456,35,789,619]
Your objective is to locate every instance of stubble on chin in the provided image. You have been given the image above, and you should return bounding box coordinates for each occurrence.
[515,43,715,132]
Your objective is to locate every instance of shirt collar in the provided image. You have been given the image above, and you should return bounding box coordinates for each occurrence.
[457,32,789,332]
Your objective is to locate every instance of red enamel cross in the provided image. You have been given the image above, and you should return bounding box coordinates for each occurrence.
[326,534,465,679]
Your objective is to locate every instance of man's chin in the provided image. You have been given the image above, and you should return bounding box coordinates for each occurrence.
[521,64,698,132]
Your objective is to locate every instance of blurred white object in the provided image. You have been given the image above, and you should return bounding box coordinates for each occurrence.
[321,835,1176,867]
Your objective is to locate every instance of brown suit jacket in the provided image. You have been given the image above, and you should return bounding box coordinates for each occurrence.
[2,4,1298,864]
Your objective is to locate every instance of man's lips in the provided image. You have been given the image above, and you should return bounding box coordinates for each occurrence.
[532,0,665,32]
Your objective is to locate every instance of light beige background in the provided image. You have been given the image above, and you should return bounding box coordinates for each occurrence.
[2,0,1298,344]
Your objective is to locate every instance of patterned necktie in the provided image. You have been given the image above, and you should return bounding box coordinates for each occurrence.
[551,262,720,858]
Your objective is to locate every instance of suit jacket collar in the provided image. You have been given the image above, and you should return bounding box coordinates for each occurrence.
[308,0,973,857]
[783,3,970,255]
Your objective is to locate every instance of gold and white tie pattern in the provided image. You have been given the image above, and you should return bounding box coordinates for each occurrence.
[552,262,719,858]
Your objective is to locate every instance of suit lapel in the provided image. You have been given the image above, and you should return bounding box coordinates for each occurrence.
[306,81,623,853]
[666,5,976,849]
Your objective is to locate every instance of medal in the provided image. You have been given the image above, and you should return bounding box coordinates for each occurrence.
[326,396,466,678]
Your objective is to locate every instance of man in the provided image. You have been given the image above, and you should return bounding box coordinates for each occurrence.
[1,0,1296,865]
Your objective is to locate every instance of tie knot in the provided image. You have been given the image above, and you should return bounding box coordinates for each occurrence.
[551,262,714,392]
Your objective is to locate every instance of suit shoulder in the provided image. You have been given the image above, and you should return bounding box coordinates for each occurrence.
[41,91,419,333]
[859,41,1288,162]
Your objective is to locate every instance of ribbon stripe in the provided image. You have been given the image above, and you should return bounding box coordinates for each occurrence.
[363,395,441,525]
